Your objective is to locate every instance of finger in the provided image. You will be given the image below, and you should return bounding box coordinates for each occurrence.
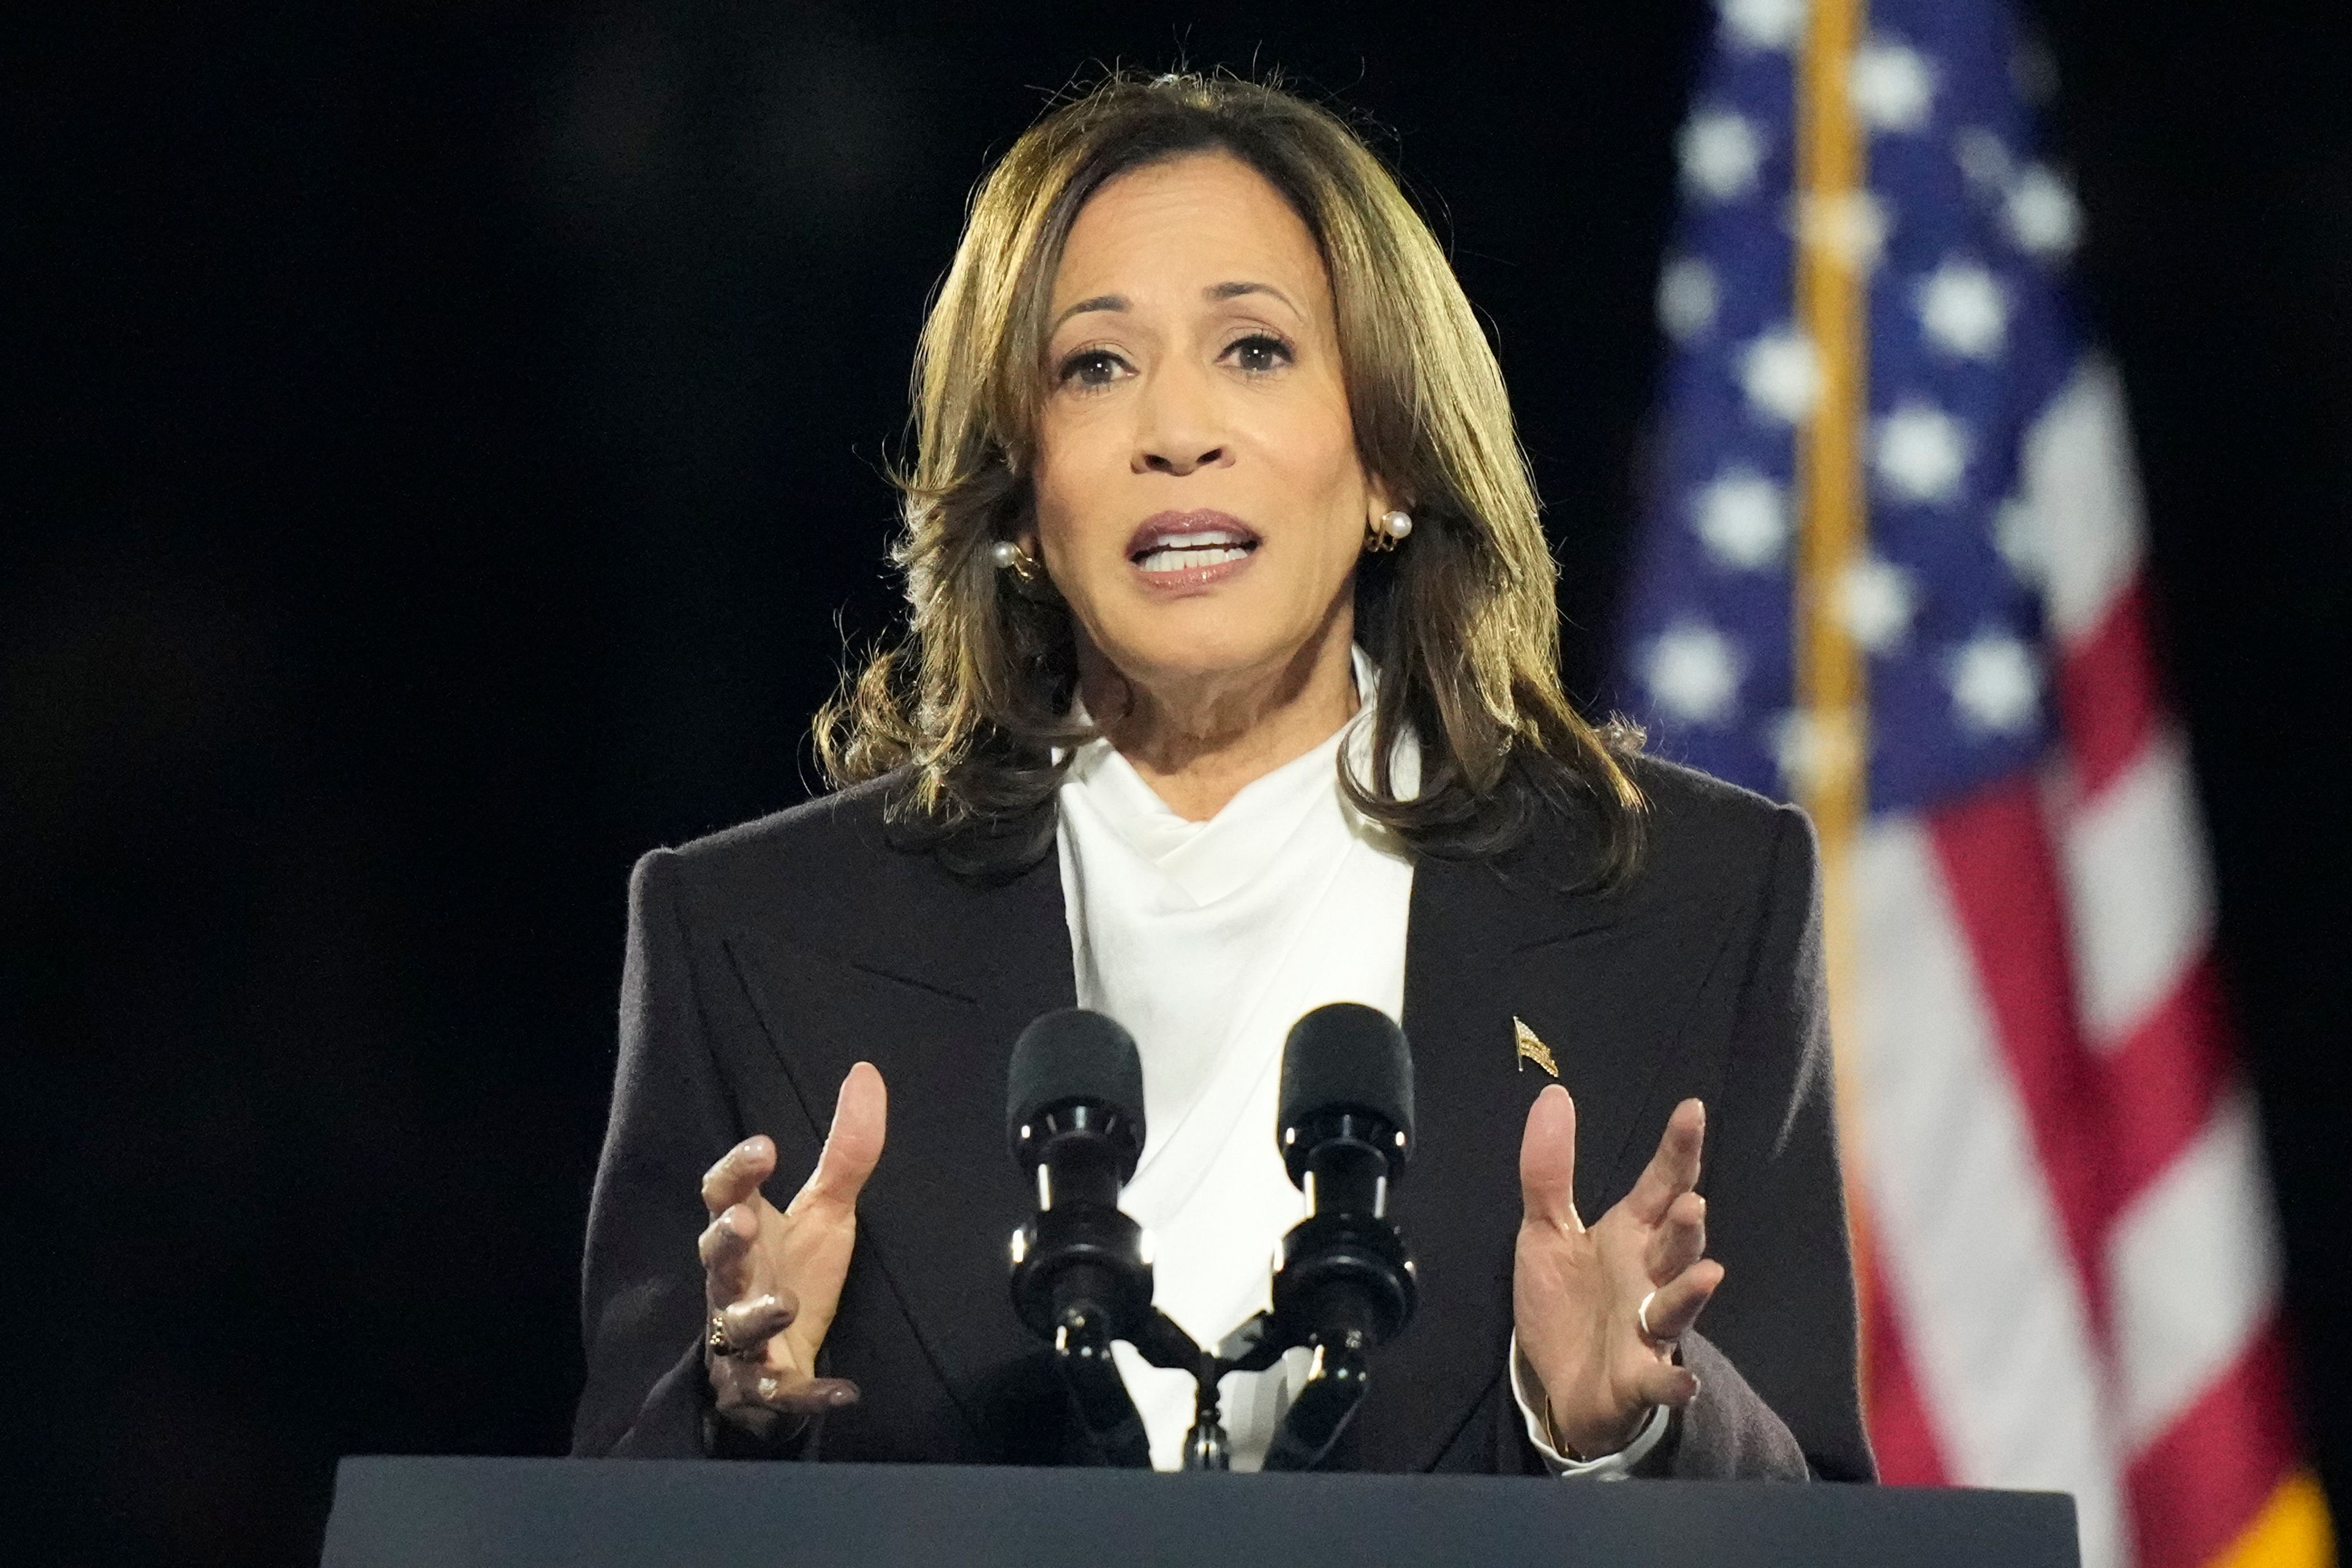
[1630,1357,1703,1410]
[715,1291,799,1356]
[698,1205,756,1303]
[1645,1190,1708,1285]
[1623,1099,1705,1227]
[756,1376,861,1416]
[799,1061,888,1212]
[714,1362,863,1417]
[701,1136,777,1216]
[1517,1084,1581,1232]
[1642,1258,1724,1345]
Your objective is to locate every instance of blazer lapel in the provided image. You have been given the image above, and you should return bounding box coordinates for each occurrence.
[1360,831,1680,1471]
[722,839,1078,1438]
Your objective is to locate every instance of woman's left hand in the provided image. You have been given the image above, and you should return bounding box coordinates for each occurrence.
[1512,1087,1722,1460]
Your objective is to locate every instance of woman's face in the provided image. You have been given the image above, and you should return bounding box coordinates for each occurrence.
[1030,151,1389,704]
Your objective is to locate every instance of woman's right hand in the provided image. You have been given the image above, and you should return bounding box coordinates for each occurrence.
[699,1061,888,1430]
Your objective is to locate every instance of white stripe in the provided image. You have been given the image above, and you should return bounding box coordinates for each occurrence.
[2108,1091,2283,1452]
[2019,360,2146,645]
[2057,729,2215,1051]
[1855,819,2130,1568]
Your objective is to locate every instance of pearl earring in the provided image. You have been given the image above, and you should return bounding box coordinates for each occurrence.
[1365,510,1414,552]
[991,538,1042,583]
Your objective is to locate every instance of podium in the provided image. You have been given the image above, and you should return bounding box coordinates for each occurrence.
[320,1457,2078,1567]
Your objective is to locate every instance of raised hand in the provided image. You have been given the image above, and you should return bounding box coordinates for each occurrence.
[1512,1087,1721,1460]
[698,1061,887,1432]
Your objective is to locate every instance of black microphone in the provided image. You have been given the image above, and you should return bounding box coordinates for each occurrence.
[1271,1001,1417,1350]
[1262,1002,1418,1471]
[1004,1008,1161,1467]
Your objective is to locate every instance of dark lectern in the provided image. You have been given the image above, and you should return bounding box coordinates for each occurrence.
[320,1457,2078,1568]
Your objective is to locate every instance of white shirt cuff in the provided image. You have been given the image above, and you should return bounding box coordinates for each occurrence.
[1507,1332,1672,1479]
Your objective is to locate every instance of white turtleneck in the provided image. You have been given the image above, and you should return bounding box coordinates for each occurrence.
[1053,649,1659,1476]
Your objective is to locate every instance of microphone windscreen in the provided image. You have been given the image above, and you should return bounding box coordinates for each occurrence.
[1006,1008,1146,1158]
[1279,1002,1415,1143]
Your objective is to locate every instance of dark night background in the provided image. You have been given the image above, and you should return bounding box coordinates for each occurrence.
[7,2,2348,1563]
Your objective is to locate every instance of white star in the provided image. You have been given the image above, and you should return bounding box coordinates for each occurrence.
[1693,469,1789,568]
[1849,40,1936,133]
[1874,402,1970,502]
[1721,0,1807,51]
[1740,328,1822,423]
[1657,256,1720,341]
[1950,631,2041,736]
[1836,556,1917,651]
[2006,165,2082,258]
[1680,111,1765,202]
[1917,259,2008,358]
[1768,707,1863,794]
[1798,188,1890,272]
[1644,624,1743,725]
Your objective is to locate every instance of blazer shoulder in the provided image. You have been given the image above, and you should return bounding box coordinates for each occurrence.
[635,773,910,928]
[1608,752,1817,918]
[1624,752,1811,863]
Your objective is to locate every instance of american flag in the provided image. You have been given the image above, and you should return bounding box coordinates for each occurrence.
[1613,2,2328,1563]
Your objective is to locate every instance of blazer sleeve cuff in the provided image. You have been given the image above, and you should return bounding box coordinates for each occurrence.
[1507,1332,1672,1479]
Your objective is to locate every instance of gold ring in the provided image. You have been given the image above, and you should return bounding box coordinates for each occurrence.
[1637,1289,1673,1348]
[708,1311,758,1360]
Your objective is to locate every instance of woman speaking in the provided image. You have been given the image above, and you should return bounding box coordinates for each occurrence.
[571,72,1872,1481]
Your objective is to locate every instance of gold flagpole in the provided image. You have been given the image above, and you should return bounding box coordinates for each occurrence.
[1793,0,1874,1376]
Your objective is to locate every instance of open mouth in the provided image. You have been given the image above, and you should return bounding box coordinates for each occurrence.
[1133,530,1259,573]
[1126,511,1262,576]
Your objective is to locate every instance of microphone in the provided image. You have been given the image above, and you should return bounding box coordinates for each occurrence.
[1004,1008,1159,1466]
[1006,1008,1152,1342]
[1262,1001,1418,1470]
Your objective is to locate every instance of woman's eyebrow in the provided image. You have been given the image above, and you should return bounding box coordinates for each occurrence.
[1051,294,1126,332]
[1207,280,1297,312]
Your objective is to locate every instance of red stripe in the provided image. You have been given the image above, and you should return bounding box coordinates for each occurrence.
[2123,1318,2301,1568]
[1859,1240,1949,1485]
[2101,958,2235,1209]
[2054,573,2164,800]
[1929,781,2114,1322]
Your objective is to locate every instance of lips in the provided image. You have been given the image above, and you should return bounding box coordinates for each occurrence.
[1125,510,1262,576]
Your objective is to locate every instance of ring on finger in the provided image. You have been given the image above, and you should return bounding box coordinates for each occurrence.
[708,1310,762,1361]
[1637,1289,1676,1349]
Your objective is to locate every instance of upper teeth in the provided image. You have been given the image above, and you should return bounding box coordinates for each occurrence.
[1150,530,1249,550]
[1140,545,1249,572]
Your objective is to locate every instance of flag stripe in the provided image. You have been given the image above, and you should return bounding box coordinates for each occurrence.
[2124,1321,2301,1568]
[2097,957,2234,1216]
[2021,364,2148,645]
[2053,575,2163,799]
[2057,731,2217,1049]
[1859,1238,1951,1486]
[2107,1091,2285,1450]
[1927,778,2112,1311]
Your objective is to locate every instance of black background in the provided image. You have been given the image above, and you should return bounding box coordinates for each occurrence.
[8,4,2347,1564]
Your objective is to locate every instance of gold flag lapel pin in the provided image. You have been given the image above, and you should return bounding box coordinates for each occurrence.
[1513,1016,1559,1077]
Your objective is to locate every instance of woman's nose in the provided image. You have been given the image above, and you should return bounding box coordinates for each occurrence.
[1140,442,1226,476]
[1133,366,1231,476]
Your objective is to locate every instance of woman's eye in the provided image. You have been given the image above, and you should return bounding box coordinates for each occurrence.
[1058,349,1127,388]
[1225,334,1293,374]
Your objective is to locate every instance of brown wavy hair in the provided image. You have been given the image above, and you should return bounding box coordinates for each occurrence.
[816,70,1644,883]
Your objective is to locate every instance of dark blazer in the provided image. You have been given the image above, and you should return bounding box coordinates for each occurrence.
[571,754,1875,1481]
